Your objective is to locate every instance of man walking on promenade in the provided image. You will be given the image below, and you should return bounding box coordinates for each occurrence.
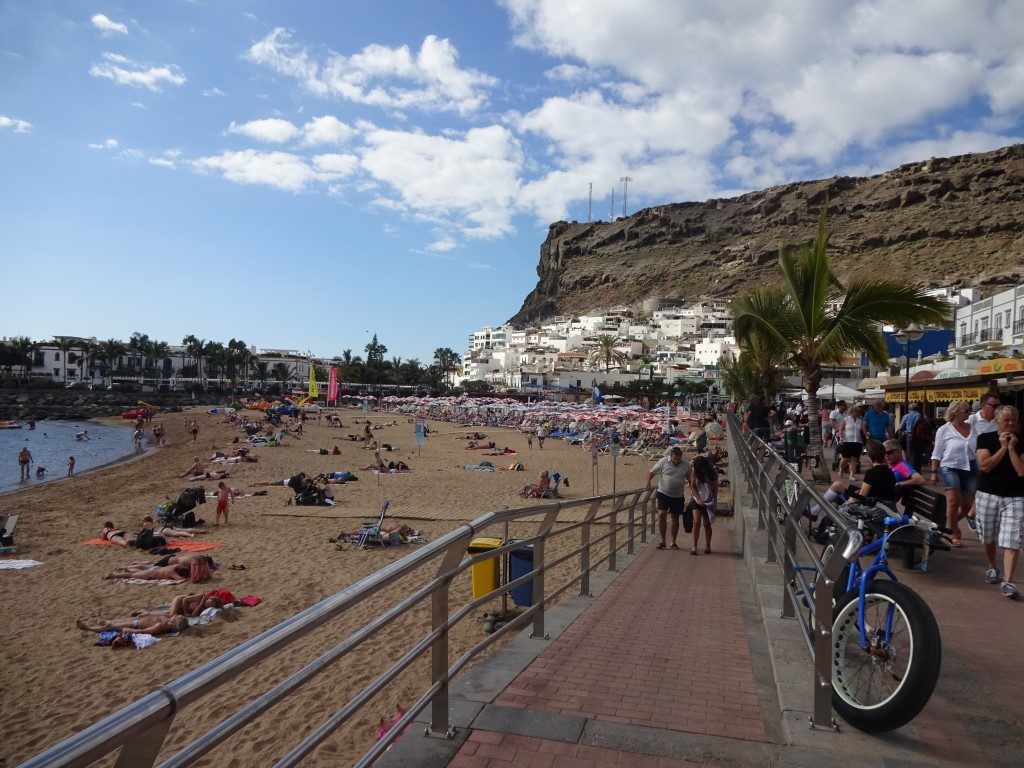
[864,400,894,442]
[647,446,691,550]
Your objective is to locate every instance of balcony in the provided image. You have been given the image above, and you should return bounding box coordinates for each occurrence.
[1014,319,1024,336]
[979,329,991,342]
[959,333,976,347]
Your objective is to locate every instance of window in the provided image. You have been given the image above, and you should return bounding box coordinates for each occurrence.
[1007,312,1012,328]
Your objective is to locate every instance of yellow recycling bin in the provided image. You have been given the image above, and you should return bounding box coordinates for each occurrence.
[468,537,503,599]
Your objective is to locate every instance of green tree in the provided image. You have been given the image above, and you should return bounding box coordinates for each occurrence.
[12,336,37,383]
[271,362,294,384]
[150,340,170,380]
[732,206,948,479]
[99,339,126,379]
[128,332,150,376]
[364,334,388,384]
[432,347,461,388]
[588,335,626,373]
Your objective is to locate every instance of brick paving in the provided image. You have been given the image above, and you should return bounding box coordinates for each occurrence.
[449,525,767,765]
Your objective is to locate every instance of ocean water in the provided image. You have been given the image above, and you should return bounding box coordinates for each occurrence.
[1,420,138,494]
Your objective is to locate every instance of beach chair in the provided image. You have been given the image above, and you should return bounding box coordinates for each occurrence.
[0,512,18,554]
[357,501,391,549]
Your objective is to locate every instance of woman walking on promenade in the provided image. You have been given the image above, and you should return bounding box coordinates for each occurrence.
[930,400,978,548]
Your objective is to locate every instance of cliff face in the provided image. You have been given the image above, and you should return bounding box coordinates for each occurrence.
[509,144,1024,325]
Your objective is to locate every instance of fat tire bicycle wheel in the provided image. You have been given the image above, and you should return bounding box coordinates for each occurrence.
[831,580,941,732]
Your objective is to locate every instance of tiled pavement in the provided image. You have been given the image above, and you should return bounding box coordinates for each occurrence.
[378,451,1024,767]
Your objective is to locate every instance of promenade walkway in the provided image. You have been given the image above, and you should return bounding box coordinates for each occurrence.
[379,482,1024,767]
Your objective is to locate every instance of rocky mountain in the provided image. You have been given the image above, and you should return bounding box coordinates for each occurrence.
[509,143,1024,325]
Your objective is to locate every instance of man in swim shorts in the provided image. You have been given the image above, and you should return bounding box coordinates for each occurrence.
[18,445,33,480]
[216,481,231,525]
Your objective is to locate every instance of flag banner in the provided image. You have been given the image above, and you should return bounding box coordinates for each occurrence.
[328,367,338,403]
[308,366,319,399]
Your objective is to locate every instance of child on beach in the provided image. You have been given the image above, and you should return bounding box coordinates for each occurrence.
[67,455,75,476]
[216,481,231,525]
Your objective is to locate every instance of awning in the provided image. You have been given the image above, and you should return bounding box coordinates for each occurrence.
[884,385,990,403]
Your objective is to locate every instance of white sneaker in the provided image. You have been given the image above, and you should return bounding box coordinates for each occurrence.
[985,567,1000,584]
[1001,581,1018,598]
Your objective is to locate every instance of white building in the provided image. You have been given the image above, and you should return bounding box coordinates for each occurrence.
[953,283,1024,355]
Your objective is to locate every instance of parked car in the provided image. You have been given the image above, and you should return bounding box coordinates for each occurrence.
[65,381,93,390]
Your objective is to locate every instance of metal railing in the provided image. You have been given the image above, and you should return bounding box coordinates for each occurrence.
[727,415,862,730]
[20,488,656,768]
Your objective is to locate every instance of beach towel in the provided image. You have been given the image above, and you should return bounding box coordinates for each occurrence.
[79,537,223,552]
[118,577,187,586]
[0,559,42,569]
[372,469,412,476]
[484,451,518,456]
[460,464,496,471]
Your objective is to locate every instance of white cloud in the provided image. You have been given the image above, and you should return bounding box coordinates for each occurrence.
[359,124,523,238]
[148,157,175,168]
[191,149,357,192]
[202,86,227,97]
[468,261,494,270]
[90,52,185,91]
[300,115,353,146]
[0,114,31,133]
[543,63,592,82]
[119,148,143,161]
[91,13,128,36]
[876,130,1024,171]
[88,138,118,149]
[227,118,299,143]
[426,236,457,253]
[247,28,497,114]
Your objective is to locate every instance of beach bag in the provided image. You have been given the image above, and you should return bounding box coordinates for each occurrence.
[479,460,494,468]
[509,462,525,471]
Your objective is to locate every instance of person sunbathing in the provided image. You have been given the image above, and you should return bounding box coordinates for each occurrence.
[105,558,212,583]
[76,613,189,636]
[361,451,388,472]
[102,522,137,548]
[170,592,224,617]
[519,471,551,499]
[139,516,206,538]
[181,457,205,478]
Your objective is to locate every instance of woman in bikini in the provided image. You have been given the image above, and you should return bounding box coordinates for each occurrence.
[139,516,206,538]
[102,521,136,548]
[105,557,212,583]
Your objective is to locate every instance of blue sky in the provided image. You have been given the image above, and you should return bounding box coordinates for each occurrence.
[2,1,1022,362]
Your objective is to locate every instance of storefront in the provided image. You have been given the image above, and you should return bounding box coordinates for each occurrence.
[883,357,1023,419]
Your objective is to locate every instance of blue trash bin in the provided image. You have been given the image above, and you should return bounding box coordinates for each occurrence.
[509,544,534,607]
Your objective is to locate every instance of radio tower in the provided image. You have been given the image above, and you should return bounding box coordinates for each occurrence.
[588,182,593,222]
[620,176,633,216]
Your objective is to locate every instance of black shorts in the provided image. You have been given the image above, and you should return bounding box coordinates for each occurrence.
[656,492,685,515]
[840,442,863,459]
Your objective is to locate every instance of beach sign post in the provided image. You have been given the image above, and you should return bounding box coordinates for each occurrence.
[415,420,425,458]
[610,436,620,496]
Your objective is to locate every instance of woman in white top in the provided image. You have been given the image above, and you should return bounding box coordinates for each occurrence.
[839,405,865,480]
[930,400,978,547]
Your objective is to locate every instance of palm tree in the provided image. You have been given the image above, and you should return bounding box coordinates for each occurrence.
[99,339,126,380]
[183,336,206,381]
[588,335,626,373]
[271,362,294,385]
[433,347,461,388]
[128,332,150,376]
[204,341,226,383]
[732,206,949,480]
[54,337,75,383]
[12,336,37,384]
[253,361,270,387]
[151,341,170,380]
[78,340,97,383]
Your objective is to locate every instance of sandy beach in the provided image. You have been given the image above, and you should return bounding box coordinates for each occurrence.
[0,406,660,766]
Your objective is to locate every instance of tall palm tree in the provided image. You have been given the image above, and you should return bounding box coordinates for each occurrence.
[732,206,949,480]
[253,361,270,386]
[433,347,461,388]
[99,339,126,380]
[78,340,96,382]
[204,341,226,383]
[588,335,626,373]
[128,332,150,376]
[271,362,294,385]
[12,336,37,384]
[54,337,75,383]
[183,336,206,381]
[150,341,170,380]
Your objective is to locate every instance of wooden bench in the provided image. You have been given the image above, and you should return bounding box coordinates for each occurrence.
[889,486,949,568]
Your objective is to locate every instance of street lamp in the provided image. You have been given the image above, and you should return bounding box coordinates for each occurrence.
[894,324,924,417]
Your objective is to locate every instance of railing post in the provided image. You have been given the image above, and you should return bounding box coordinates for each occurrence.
[626,490,640,555]
[639,492,649,543]
[114,712,174,768]
[429,581,451,735]
[579,500,601,597]
[531,506,559,639]
[608,501,617,571]
[781,514,796,618]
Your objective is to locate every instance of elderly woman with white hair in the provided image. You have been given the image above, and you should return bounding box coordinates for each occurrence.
[930,400,978,548]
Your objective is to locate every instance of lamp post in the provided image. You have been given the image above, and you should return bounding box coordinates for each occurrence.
[894,324,923,418]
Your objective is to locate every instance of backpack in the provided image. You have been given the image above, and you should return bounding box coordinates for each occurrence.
[913,416,934,444]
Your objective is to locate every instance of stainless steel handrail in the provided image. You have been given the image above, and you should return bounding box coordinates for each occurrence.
[20,488,655,768]
[727,414,862,731]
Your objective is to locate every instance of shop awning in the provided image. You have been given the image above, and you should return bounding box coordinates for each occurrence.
[884,385,991,403]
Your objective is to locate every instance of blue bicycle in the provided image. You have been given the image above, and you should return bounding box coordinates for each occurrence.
[812,500,944,732]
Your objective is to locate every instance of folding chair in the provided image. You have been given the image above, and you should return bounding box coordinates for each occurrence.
[357,501,391,549]
[0,512,18,554]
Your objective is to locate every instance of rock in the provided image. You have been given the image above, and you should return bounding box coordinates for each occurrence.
[509,143,1024,324]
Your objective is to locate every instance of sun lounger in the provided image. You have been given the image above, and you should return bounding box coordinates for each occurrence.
[357,501,391,549]
[0,512,18,554]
